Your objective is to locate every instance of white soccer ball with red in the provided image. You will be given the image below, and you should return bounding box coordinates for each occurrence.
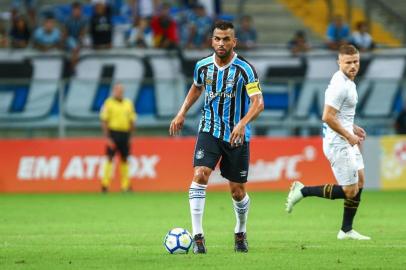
[163,228,193,254]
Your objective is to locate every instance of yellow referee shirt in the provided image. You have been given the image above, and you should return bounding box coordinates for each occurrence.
[100,97,137,132]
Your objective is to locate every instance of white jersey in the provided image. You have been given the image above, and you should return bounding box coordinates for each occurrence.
[323,70,358,146]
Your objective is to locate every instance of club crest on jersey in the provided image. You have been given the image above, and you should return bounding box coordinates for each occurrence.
[205,72,214,85]
[196,149,204,160]
[205,78,213,85]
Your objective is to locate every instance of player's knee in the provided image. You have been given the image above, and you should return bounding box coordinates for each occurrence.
[193,168,210,185]
[231,188,245,201]
[344,188,358,199]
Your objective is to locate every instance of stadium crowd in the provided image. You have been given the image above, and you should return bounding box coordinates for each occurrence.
[0,1,375,62]
[0,0,229,52]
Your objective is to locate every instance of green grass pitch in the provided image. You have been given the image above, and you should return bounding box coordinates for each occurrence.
[1,191,406,269]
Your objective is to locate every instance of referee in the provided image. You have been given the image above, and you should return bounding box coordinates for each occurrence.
[100,83,136,192]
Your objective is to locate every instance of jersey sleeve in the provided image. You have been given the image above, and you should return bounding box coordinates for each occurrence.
[325,85,346,111]
[193,62,203,87]
[99,99,110,121]
[244,65,262,97]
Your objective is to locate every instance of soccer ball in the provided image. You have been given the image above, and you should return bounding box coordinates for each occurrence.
[163,228,193,254]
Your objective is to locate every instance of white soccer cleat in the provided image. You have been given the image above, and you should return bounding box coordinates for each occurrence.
[337,230,371,240]
[286,181,304,213]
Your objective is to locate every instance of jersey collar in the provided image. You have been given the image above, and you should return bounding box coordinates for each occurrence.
[212,52,237,71]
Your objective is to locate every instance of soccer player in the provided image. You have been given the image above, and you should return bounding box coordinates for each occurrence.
[169,20,264,253]
[286,45,371,240]
[100,83,137,193]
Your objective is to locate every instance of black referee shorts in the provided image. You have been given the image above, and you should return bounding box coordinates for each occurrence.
[106,130,130,160]
[193,132,250,183]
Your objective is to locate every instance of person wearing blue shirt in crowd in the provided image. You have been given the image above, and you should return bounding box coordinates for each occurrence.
[326,15,350,50]
[351,21,374,52]
[64,2,88,71]
[64,2,87,51]
[33,14,61,51]
[186,4,212,49]
[236,15,257,50]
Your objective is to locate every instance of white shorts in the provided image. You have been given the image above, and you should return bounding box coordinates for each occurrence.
[323,143,364,186]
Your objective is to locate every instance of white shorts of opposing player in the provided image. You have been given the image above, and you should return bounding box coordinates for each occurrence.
[323,142,364,186]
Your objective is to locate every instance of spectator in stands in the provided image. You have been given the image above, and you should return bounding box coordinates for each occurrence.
[288,30,311,55]
[0,20,9,48]
[11,0,37,25]
[395,103,406,134]
[151,2,180,49]
[351,21,374,52]
[127,17,153,48]
[64,2,88,70]
[326,15,350,50]
[90,0,113,49]
[9,15,31,49]
[185,4,212,49]
[236,15,257,50]
[33,14,62,52]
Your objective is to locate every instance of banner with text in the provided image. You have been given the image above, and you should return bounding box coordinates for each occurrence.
[0,137,334,193]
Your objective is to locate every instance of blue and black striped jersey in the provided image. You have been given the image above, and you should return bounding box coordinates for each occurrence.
[193,53,261,143]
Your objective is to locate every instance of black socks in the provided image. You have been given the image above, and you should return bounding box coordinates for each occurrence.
[341,188,363,232]
[301,184,346,199]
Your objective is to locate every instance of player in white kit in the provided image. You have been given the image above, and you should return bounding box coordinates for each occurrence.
[285,45,371,240]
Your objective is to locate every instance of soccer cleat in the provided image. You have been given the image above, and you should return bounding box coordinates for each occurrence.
[101,186,109,193]
[337,230,371,240]
[286,181,304,213]
[234,232,248,253]
[193,234,207,254]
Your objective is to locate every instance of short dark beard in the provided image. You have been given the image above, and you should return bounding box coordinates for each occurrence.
[215,48,231,59]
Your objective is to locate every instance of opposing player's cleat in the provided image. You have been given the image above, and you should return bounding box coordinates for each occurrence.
[234,232,248,253]
[286,181,304,213]
[193,234,207,254]
[337,230,371,240]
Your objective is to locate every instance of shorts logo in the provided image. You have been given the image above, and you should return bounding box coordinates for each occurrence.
[240,170,247,177]
[196,149,204,160]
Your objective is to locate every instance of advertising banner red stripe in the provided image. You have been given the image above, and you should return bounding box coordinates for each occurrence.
[0,137,334,193]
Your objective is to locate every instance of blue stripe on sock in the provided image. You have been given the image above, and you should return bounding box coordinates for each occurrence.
[236,199,250,209]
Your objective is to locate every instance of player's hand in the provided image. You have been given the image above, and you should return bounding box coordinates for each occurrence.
[230,122,245,147]
[107,138,115,148]
[347,134,361,146]
[169,114,185,136]
[353,125,366,141]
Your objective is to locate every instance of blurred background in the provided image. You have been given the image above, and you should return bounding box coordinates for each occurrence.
[1,0,406,192]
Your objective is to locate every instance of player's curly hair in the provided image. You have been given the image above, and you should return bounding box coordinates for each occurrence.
[339,44,359,55]
[212,20,234,32]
